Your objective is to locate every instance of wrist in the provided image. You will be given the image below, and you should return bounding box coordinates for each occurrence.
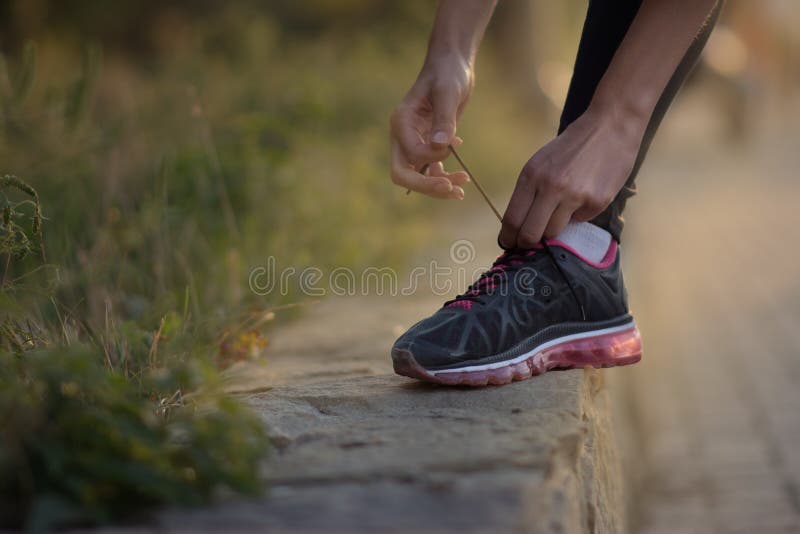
[590,73,660,127]
[425,14,483,70]
[586,93,650,148]
[420,0,495,89]
[422,49,473,78]
[418,51,474,95]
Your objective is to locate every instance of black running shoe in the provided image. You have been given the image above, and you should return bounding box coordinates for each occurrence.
[391,239,641,386]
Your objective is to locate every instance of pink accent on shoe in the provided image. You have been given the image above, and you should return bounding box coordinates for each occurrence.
[546,239,618,269]
[392,324,641,387]
[445,249,541,309]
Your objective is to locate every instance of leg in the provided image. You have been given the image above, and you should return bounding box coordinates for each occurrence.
[559,0,724,241]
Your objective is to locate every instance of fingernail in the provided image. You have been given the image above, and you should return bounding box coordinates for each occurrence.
[454,187,465,200]
[432,131,448,144]
[434,182,453,194]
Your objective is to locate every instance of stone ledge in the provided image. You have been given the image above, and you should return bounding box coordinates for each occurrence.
[154,368,625,533]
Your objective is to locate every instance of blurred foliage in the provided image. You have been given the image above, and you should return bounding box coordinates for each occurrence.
[0,1,431,55]
[1,3,435,328]
[0,2,445,529]
[0,348,268,531]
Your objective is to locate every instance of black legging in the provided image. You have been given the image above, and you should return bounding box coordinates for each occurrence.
[559,0,723,241]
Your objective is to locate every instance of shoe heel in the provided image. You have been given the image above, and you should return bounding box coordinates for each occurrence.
[541,325,642,370]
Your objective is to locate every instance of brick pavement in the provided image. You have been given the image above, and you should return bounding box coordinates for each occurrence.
[622,110,800,533]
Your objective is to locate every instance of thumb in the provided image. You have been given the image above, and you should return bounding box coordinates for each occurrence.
[430,85,458,149]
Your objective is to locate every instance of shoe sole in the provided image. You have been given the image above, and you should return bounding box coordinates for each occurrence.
[392,322,642,387]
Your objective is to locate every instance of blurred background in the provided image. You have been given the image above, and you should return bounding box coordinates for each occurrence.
[1,0,798,530]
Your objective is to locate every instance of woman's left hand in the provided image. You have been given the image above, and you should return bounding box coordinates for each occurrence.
[498,106,644,249]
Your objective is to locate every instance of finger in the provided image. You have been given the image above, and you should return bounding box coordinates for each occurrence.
[394,164,459,198]
[543,203,577,240]
[573,201,606,222]
[430,85,458,149]
[427,162,470,187]
[444,171,470,187]
[499,173,536,249]
[391,106,448,164]
[517,192,559,249]
[427,161,445,176]
[405,164,428,194]
[391,142,464,199]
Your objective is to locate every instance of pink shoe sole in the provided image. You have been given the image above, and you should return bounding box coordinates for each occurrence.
[393,324,642,387]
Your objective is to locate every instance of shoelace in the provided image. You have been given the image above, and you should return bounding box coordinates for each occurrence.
[445,244,587,321]
[444,248,538,308]
[407,145,503,222]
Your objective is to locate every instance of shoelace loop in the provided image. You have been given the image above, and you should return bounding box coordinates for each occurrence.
[444,248,539,307]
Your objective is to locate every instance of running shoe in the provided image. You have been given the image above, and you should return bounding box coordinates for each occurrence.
[391,233,641,386]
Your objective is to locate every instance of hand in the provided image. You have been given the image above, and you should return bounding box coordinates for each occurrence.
[498,106,644,249]
[389,57,472,199]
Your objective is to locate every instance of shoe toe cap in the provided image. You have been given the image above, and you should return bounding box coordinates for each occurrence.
[392,334,463,371]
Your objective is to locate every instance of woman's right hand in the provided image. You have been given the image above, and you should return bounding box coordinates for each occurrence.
[389,56,473,200]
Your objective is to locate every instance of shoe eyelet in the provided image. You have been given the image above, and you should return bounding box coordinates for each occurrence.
[559,253,567,260]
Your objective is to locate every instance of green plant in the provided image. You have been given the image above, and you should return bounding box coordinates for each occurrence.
[0,175,269,531]
[0,348,268,531]
[0,174,46,354]
[0,175,44,262]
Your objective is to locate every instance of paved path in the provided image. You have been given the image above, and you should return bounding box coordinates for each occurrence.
[621,99,800,533]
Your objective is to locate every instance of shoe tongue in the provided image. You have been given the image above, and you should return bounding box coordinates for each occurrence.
[550,222,612,264]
